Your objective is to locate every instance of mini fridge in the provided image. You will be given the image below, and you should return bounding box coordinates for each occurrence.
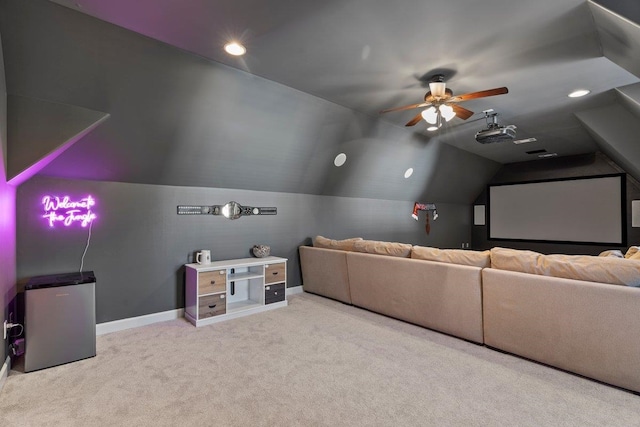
[24,271,96,372]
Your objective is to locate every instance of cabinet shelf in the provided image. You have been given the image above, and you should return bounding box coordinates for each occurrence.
[228,272,264,282]
[227,300,262,313]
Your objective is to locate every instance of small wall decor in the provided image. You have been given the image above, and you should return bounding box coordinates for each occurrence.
[177,201,277,219]
[42,195,97,227]
[412,202,438,234]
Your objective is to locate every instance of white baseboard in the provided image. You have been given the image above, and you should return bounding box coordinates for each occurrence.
[0,356,10,395]
[96,308,184,336]
[286,285,304,296]
[96,287,303,336]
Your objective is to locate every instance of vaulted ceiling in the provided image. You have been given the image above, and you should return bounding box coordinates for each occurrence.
[1,0,639,202]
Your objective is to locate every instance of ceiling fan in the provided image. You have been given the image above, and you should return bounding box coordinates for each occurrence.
[380,74,508,130]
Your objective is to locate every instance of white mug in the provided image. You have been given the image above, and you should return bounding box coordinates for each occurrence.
[196,250,211,264]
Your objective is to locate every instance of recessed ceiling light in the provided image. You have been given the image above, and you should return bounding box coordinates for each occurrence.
[568,89,590,98]
[224,42,246,56]
[404,168,414,179]
[513,138,537,145]
[334,153,347,167]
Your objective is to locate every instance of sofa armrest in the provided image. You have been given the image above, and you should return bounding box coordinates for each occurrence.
[299,246,352,304]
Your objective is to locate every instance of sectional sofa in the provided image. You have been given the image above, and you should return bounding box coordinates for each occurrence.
[299,236,640,394]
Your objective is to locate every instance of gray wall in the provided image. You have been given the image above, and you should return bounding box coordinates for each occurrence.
[17,176,471,323]
[472,153,640,254]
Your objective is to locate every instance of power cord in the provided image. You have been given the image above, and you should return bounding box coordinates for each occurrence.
[79,219,93,273]
[6,322,23,338]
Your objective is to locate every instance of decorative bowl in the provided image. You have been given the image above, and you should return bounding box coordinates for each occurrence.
[252,245,270,258]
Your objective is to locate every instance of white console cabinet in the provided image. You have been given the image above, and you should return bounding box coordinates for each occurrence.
[185,256,287,327]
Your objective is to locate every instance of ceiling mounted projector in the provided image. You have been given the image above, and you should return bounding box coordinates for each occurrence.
[475,112,516,144]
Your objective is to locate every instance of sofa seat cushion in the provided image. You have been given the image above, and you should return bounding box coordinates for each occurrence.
[490,247,640,287]
[312,236,362,251]
[411,246,491,268]
[352,239,412,258]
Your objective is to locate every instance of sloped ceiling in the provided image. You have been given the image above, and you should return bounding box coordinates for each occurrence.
[44,0,640,163]
[6,95,109,185]
[1,0,640,201]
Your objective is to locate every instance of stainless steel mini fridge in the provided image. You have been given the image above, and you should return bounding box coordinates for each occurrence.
[24,271,96,372]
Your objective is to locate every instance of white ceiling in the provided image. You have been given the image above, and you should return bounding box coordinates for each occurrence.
[48,0,640,164]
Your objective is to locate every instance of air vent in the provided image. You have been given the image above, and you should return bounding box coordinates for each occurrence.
[513,138,537,145]
[538,153,558,158]
[526,149,547,155]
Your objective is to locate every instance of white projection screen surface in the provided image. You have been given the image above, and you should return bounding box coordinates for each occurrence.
[488,174,625,245]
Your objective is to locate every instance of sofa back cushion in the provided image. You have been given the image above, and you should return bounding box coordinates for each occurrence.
[490,247,640,287]
[625,246,640,260]
[352,240,412,258]
[312,236,362,251]
[411,246,491,268]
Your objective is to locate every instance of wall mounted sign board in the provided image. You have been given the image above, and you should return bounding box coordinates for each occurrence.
[42,195,97,228]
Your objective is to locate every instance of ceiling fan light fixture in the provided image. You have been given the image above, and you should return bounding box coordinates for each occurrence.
[439,104,456,122]
[426,125,439,132]
[429,82,446,98]
[224,41,246,56]
[421,107,438,124]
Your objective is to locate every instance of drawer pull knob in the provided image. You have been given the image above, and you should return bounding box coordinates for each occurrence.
[208,304,217,309]
[266,286,270,290]
[274,292,278,295]
[220,271,224,275]
[272,272,278,275]
[220,295,225,299]
[211,280,216,285]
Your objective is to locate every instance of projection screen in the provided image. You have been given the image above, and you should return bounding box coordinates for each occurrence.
[488,174,625,245]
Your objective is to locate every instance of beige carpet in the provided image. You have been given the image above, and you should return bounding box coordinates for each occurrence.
[1,293,639,426]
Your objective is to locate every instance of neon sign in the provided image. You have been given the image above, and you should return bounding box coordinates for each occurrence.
[42,195,97,227]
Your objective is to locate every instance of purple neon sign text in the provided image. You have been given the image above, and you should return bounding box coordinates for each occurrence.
[42,195,97,227]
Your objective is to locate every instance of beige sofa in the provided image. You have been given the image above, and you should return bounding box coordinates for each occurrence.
[483,247,640,393]
[299,238,486,344]
[299,237,640,394]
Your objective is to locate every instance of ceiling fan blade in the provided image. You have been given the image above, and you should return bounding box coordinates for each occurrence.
[448,87,508,103]
[451,104,474,120]
[380,102,430,114]
[405,112,423,127]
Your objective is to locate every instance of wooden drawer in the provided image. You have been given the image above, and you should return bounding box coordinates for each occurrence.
[198,293,226,319]
[198,270,226,295]
[265,283,285,304]
[264,262,286,284]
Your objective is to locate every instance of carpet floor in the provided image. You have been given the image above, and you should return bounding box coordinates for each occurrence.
[1,292,639,426]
